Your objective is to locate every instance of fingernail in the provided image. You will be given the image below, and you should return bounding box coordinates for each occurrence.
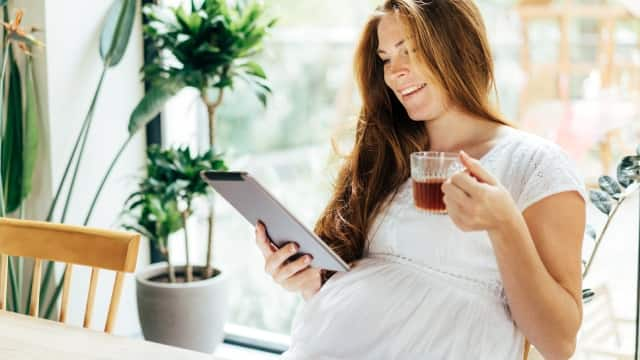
[305,255,313,263]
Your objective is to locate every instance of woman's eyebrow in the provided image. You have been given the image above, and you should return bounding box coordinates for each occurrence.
[377,39,405,55]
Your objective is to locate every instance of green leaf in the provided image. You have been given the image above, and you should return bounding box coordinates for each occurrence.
[0,0,7,6]
[589,189,612,215]
[128,84,180,134]
[585,224,596,241]
[21,56,39,207]
[598,175,622,200]
[582,288,595,304]
[241,61,266,78]
[100,0,137,67]
[142,0,276,105]
[617,155,640,188]
[2,50,24,213]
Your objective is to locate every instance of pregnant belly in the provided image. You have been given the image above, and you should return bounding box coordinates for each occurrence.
[286,256,522,359]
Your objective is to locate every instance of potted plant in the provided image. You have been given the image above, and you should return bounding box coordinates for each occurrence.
[140,0,276,279]
[123,145,228,353]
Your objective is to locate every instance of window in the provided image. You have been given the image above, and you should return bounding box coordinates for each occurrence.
[160,0,379,344]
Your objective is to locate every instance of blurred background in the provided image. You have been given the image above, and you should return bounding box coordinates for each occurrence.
[157,0,640,357]
[159,0,640,357]
[3,0,638,358]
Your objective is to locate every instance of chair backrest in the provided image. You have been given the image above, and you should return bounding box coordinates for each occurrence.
[0,218,140,333]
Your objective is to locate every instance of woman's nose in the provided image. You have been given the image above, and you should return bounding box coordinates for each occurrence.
[389,58,409,79]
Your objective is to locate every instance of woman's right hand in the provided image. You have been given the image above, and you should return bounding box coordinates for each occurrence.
[255,221,323,301]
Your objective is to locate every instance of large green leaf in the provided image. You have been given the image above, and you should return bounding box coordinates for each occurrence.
[2,49,24,213]
[100,0,137,67]
[22,56,39,202]
[128,84,180,134]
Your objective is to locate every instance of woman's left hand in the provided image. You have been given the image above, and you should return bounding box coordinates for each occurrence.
[441,150,518,232]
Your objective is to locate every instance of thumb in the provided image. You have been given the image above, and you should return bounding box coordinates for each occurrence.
[459,150,497,185]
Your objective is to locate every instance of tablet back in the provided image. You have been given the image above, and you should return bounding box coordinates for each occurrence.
[201,171,349,272]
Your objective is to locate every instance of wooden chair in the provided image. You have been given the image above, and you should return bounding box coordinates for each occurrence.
[0,218,140,333]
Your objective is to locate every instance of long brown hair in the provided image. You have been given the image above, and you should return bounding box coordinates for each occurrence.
[315,0,510,267]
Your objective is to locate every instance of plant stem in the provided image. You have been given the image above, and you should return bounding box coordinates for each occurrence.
[202,90,223,279]
[166,239,176,283]
[60,66,108,223]
[41,135,133,316]
[24,262,32,315]
[83,135,132,226]
[43,264,67,319]
[583,198,625,279]
[635,192,640,360]
[7,256,18,312]
[203,90,223,147]
[16,256,22,311]
[182,211,193,282]
[44,103,92,222]
[37,68,108,312]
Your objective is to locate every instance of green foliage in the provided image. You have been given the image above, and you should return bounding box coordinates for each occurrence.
[584,146,640,279]
[22,57,38,200]
[617,155,640,189]
[123,145,227,252]
[597,175,621,201]
[142,0,276,105]
[589,152,640,215]
[1,48,24,213]
[128,83,180,134]
[100,0,137,67]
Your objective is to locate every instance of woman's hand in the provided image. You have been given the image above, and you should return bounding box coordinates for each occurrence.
[255,222,323,300]
[441,150,519,232]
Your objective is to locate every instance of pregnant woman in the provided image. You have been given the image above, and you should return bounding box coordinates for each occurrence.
[255,1,586,358]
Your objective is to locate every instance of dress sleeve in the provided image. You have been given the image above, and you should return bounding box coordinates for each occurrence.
[515,142,587,212]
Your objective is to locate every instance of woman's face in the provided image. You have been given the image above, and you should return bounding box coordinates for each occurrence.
[376,13,448,121]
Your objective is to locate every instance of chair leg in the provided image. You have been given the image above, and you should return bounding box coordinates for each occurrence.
[104,272,125,333]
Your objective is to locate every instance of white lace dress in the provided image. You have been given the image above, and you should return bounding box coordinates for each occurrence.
[281,128,587,360]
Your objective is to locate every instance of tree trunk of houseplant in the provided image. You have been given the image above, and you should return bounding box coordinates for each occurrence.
[182,211,193,282]
[158,242,176,283]
[202,90,224,279]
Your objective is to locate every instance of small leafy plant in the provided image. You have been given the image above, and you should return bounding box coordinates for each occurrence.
[123,145,227,282]
[583,144,640,280]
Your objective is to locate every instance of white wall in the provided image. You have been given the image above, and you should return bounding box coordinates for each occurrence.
[12,0,149,336]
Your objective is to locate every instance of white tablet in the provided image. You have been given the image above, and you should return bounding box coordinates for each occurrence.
[201,171,350,272]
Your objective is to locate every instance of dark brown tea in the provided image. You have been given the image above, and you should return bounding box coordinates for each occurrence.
[412,178,446,213]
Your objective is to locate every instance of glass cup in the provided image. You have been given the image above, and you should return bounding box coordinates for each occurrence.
[410,151,463,214]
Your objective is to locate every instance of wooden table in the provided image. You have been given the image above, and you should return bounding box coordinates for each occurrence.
[0,310,226,359]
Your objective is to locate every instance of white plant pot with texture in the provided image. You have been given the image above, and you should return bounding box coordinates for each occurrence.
[136,262,229,353]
